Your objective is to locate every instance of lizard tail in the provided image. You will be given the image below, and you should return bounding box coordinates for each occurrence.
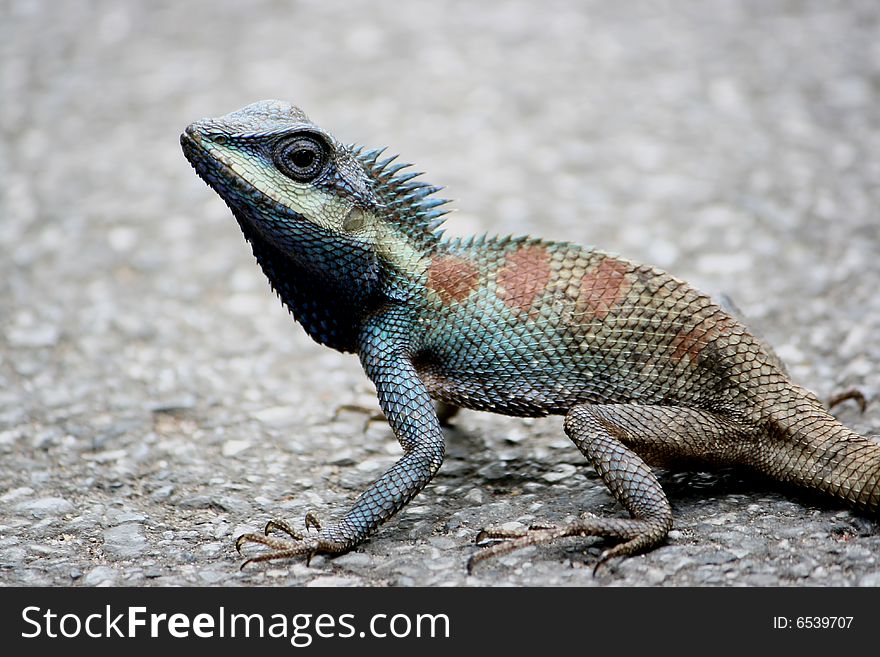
[758,388,880,513]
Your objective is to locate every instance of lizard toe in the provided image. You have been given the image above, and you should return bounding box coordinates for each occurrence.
[236,531,349,568]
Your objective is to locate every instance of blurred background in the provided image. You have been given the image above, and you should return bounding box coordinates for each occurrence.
[1,0,878,586]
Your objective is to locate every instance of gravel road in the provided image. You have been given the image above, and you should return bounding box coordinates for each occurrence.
[2,0,879,586]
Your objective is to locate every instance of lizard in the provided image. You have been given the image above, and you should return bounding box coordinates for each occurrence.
[180,99,879,572]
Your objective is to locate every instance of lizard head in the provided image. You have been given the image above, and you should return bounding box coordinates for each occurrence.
[181,100,449,293]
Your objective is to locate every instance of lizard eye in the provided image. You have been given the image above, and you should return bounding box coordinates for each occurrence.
[273,133,330,182]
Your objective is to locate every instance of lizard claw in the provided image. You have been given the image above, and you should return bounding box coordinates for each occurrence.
[332,404,386,432]
[592,546,622,576]
[304,511,322,532]
[236,513,345,568]
[474,522,556,546]
[263,512,323,539]
[827,388,868,414]
[264,519,304,540]
[468,516,666,575]
[468,523,567,573]
[474,528,521,545]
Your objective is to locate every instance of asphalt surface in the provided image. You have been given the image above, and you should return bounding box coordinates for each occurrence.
[2,0,879,587]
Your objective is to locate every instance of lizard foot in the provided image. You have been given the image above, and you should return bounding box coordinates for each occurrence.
[467,516,667,575]
[827,388,868,414]
[235,512,347,568]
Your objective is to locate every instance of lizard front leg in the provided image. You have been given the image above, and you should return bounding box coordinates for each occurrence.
[236,307,445,567]
[470,404,746,573]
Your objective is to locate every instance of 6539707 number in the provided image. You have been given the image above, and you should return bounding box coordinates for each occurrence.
[773,617,853,629]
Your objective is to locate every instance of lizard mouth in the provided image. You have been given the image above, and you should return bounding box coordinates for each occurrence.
[180,127,245,196]
[180,126,308,236]
[179,126,204,164]
[180,127,230,191]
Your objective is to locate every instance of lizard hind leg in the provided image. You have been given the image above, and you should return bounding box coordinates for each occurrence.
[469,403,744,573]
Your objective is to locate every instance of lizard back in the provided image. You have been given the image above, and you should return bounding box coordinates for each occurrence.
[413,236,782,419]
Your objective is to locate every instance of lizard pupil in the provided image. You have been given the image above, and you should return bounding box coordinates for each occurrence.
[292,149,314,168]
[273,133,329,182]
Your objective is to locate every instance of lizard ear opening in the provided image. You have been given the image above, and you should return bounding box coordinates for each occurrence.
[343,206,368,233]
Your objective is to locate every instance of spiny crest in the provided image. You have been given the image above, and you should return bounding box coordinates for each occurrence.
[351,143,452,249]
[445,233,533,251]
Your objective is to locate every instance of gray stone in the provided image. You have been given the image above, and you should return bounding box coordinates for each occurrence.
[83,566,118,587]
[333,552,373,568]
[0,546,29,567]
[858,571,880,587]
[103,524,148,559]
[13,497,75,518]
[1,487,35,503]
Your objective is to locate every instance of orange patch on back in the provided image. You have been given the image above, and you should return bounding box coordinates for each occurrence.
[427,255,480,305]
[577,258,632,320]
[671,315,733,363]
[496,244,553,314]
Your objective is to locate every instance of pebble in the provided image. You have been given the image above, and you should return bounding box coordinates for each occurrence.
[333,552,373,568]
[83,566,118,587]
[13,497,75,518]
[103,524,148,559]
[464,488,485,504]
[542,464,577,483]
[221,439,252,457]
[251,406,300,427]
[306,575,364,587]
[858,572,880,587]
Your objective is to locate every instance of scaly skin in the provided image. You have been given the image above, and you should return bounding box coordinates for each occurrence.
[181,100,879,571]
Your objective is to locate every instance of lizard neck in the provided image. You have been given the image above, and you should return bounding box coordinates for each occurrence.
[237,211,380,353]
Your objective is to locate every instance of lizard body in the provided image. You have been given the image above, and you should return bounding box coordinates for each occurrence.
[181,100,878,570]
